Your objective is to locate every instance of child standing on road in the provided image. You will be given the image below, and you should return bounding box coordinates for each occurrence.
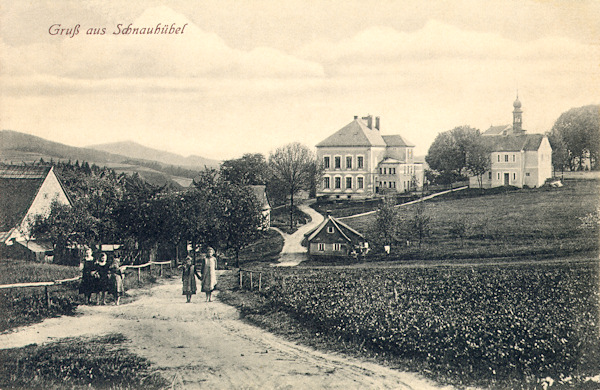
[201,247,218,302]
[109,256,126,305]
[181,256,201,303]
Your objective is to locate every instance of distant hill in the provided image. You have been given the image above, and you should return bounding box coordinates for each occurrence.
[88,141,220,169]
[0,130,217,188]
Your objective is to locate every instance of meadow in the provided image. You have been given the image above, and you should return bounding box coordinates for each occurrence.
[221,261,600,389]
[345,178,599,261]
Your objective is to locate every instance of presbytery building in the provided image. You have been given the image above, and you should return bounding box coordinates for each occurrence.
[469,97,553,188]
[316,115,424,200]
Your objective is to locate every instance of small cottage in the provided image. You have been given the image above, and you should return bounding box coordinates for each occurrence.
[0,165,72,260]
[304,213,368,258]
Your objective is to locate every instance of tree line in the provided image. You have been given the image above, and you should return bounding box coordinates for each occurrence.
[31,142,321,266]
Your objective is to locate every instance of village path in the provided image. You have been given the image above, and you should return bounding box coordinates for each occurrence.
[0,276,456,390]
[271,203,324,267]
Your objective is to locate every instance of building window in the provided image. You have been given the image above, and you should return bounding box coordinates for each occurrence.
[334,156,341,169]
[513,173,516,180]
[324,156,330,169]
[357,156,364,169]
[497,173,500,180]
[512,154,516,162]
[334,243,341,251]
[327,226,334,233]
[335,177,341,189]
[318,243,324,251]
[357,177,364,189]
[383,168,387,174]
[379,167,382,174]
[323,177,330,189]
[497,155,500,162]
[488,172,492,180]
[346,156,352,169]
[346,177,352,189]
[526,172,530,177]
[505,155,509,162]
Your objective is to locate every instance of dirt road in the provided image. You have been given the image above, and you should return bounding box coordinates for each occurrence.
[0,276,454,390]
[273,203,324,267]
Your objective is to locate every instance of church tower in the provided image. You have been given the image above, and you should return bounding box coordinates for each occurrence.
[512,94,524,134]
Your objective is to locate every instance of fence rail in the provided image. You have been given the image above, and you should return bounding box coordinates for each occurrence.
[0,260,175,308]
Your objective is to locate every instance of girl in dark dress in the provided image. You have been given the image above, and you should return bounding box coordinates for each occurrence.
[180,256,201,303]
[78,247,95,304]
[95,253,110,305]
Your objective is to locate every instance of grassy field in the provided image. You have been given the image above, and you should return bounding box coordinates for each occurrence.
[0,259,177,332]
[270,205,311,234]
[219,260,600,389]
[344,178,599,261]
[0,333,168,389]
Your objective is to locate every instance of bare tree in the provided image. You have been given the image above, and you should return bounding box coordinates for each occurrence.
[268,142,320,230]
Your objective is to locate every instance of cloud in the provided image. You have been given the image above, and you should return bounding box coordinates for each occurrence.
[296,20,597,69]
[0,5,325,80]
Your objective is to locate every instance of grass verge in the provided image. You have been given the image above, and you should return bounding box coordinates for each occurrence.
[0,333,168,389]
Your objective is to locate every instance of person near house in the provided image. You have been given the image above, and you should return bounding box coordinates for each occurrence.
[180,256,201,303]
[78,246,96,304]
[95,253,110,305]
[109,255,126,306]
[201,247,218,302]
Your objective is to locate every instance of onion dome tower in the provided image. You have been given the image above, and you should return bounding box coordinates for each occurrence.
[512,93,523,134]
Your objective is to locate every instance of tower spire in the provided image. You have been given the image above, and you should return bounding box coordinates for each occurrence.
[512,93,523,134]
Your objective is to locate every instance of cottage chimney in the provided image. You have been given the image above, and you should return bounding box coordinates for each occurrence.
[326,209,332,216]
[354,115,358,120]
[362,115,373,129]
[375,116,380,130]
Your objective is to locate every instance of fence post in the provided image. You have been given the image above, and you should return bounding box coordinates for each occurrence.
[137,268,141,284]
[258,272,262,292]
[44,286,50,309]
[160,264,163,277]
[149,264,152,277]
[250,272,253,291]
[239,270,243,289]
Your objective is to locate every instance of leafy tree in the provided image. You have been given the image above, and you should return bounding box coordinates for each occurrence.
[465,135,491,189]
[426,126,482,183]
[220,153,269,185]
[410,201,430,248]
[373,196,402,250]
[268,143,320,230]
[550,105,600,170]
[547,132,569,176]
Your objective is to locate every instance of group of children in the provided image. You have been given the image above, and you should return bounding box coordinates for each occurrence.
[78,246,218,306]
[79,247,125,305]
[181,247,218,303]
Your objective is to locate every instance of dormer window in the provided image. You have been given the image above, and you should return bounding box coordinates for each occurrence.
[327,226,334,233]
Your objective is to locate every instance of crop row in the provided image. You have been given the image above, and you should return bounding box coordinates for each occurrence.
[257,262,600,388]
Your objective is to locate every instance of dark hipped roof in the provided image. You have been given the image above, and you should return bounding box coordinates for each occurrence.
[382,135,415,147]
[316,118,387,147]
[0,165,51,231]
[480,133,546,152]
[483,125,512,136]
[305,214,366,243]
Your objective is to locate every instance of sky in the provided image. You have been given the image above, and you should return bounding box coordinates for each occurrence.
[1,0,599,160]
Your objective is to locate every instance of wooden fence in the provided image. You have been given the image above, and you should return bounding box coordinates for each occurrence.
[239,269,263,292]
[0,260,174,308]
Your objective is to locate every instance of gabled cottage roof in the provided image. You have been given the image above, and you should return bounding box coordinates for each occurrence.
[0,166,52,232]
[316,118,387,147]
[0,165,72,234]
[481,133,545,152]
[305,214,366,243]
[382,135,415,147]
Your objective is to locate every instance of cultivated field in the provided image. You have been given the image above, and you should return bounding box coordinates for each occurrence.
[346,178,599,261]
[222,261,600,389]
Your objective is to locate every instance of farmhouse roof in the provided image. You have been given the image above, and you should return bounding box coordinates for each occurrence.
[481,133,545,152]
[0,165,71,234]
[0,166,52,232]
[316,118,386,147]
[305,214,366,243]
[382,135,415,147]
